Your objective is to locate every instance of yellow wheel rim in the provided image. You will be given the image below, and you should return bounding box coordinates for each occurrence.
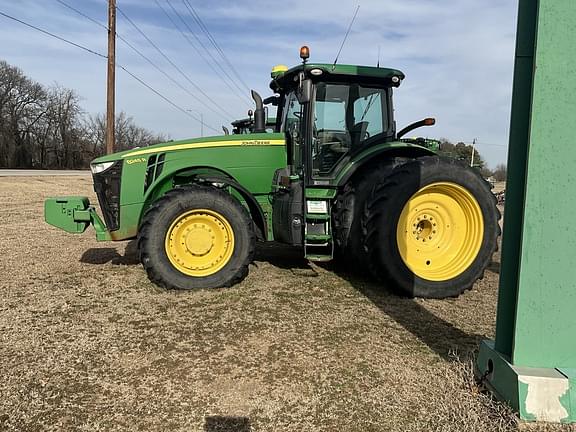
[165,209,235,277]
[396,182,484,281]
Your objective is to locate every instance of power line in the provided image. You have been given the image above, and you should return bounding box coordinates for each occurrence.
[0,10,107,59]
[54,0,233,123]
[0,9,218,133]
[462,140,508,148]
[163,0,252,108]
[176,0,252,104]
[117,65,216,132]
[181,0,252,94]
[116,5,238,121]
[477,142,508,148]
[154,0,246,108]
[162,0,252,108]
[55,0,108,31]
[118,38,229,122]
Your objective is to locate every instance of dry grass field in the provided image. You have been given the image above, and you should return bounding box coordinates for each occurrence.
[0,175,572,432]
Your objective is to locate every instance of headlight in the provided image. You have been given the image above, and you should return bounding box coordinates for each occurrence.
[91,161,116,174]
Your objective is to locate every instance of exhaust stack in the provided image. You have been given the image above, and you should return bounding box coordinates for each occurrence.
[251,90,266,133]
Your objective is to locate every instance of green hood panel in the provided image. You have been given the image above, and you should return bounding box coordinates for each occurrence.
[115,133,287,207]
[91,133,285,164]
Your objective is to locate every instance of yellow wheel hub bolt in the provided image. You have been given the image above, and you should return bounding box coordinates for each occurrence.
[165,209,235,277]
[396,182,484,281]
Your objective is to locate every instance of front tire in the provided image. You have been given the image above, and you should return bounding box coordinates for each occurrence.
[364,156,500,298]
[138,184,255,289]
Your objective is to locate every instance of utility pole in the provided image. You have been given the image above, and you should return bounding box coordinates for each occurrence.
[187,110,204,137]
[471,138,476,167]
[106,0,116,155]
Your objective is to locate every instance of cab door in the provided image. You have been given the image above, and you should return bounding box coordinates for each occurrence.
[271,90,307,245]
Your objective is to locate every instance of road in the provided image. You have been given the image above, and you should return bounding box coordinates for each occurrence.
[0,169,90,177]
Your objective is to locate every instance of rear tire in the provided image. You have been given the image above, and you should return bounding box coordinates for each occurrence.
[364,156,500,298]
[138,184,255,289]
[333,159,403,268]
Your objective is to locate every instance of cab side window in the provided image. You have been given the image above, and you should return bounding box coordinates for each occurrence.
[282,92,304,169]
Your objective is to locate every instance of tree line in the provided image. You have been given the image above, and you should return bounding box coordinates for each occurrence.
[0,60,167,169]
[437,139,507,181]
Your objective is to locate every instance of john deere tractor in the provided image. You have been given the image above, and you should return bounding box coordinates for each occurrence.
[45,47,499,298]
[228,116,276,135]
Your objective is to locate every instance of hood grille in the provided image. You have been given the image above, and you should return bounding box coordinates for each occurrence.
[144,153,166,193]
[93,160,123,231]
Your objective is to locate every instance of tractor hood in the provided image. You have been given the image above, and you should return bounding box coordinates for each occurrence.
[91,133,285,165]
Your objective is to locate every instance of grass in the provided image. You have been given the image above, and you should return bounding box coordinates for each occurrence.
[0,175,571,431]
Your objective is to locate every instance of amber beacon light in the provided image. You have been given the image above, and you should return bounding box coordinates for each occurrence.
[300,45,310,62]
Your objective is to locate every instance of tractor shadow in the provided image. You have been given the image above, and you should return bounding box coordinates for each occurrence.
[204,416,251,432]
[487,260,500,274]
[80,239,140,266]
[321,262,483,362]
[254,241,316,273]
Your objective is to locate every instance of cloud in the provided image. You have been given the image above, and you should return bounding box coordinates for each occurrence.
[0,0,518,167]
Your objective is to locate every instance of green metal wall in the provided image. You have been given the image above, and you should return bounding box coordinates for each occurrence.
[495,0,576,368]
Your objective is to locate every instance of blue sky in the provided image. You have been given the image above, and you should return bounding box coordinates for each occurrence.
[0,0,518,167]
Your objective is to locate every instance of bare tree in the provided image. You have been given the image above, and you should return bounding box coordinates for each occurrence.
[493,163,507,182]
[83,113,106,160]
[0,59,168,169]
[86,111,168,154]
[0,60,46,167]
[26,85,85,168]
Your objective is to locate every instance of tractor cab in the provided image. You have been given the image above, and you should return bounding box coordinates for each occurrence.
[269,55,405,185]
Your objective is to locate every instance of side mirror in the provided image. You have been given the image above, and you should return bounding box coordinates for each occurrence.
[263,95,280,106]
[397,118,436,139]
[297,77,312,104]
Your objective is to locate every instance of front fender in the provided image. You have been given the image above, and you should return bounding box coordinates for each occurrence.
[141,166,235,215]
[140,168,268,240]
[194,176,268,240]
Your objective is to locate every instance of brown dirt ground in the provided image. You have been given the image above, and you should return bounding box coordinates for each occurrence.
[0,176,572,432]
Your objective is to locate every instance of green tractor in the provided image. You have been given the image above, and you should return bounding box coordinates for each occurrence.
[400,137,441,152]
[45,48,499,298]
[228,116,276,135]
